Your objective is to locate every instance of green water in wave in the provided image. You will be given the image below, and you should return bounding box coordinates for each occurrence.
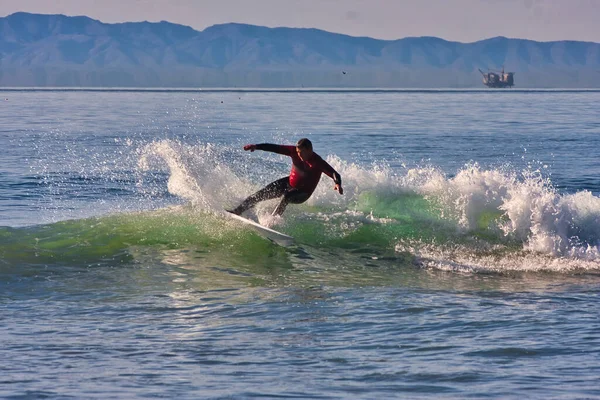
[0,207,284,266]
[0,191,522,278]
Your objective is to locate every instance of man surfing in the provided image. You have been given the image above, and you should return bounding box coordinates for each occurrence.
[228,138,343,216]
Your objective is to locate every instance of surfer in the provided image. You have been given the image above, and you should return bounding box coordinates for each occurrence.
[228,138,343,216]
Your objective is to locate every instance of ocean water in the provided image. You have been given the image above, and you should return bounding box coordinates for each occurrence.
[1,89,600,399]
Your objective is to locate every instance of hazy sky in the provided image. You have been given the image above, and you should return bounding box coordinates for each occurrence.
[1,0,599,43]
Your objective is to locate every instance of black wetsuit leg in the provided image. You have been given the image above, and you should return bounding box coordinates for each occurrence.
[230,177,290,215]
[272,188,311,216]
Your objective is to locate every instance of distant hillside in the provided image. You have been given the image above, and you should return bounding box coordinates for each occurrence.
[1,12,599,87]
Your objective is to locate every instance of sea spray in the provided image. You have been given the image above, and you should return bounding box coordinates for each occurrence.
[137,140,254,211]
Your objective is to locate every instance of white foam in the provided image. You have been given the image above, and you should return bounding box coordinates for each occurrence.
[330,159,600,264]
[395,240,600,273]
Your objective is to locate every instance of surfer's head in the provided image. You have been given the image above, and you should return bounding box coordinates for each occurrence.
[296,138,313,161]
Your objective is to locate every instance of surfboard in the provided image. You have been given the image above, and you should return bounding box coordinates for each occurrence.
[224,210,295,246]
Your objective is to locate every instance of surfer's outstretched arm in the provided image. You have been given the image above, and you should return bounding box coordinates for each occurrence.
[332,171,343,195]
[331,171,344,195]
[244,143,294,156]
[319,159,344,195]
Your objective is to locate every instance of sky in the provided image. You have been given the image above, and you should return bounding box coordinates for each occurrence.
[0,0,599,43]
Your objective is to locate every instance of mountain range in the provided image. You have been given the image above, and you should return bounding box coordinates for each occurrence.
[1,12,599,88]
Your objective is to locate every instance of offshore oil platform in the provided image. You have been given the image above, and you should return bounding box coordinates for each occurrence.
[478,67,515,88]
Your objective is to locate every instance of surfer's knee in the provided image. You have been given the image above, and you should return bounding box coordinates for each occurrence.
[285,191,311,204]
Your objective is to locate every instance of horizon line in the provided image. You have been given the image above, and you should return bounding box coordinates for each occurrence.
[2,87,600,93]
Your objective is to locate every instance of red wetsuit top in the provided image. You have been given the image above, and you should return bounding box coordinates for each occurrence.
[255,144,342,195]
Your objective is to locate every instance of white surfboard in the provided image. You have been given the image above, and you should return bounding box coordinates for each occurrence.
[224,211,295,246]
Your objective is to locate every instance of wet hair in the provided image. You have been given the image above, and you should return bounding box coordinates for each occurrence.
[296,138,313,150]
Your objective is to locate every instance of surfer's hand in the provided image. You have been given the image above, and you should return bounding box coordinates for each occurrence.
[334,184,344,195]
[243,144,256,152]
